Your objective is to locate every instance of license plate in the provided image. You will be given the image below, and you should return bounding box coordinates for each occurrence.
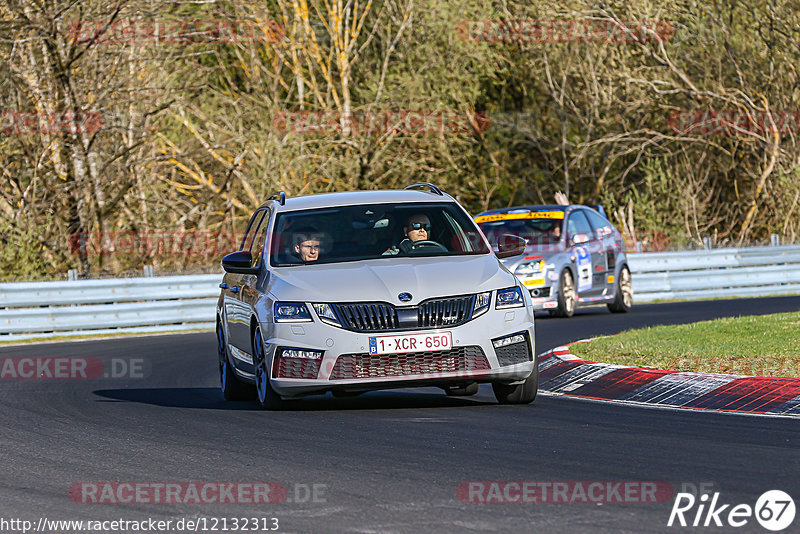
[368,332,452,355]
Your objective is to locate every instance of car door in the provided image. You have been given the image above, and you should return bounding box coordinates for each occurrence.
[225,209,267,355]
[237,208,271,352]
[566,210,604,296]
[584,208,617,291]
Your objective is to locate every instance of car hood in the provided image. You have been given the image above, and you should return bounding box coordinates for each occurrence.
[270,254,516,305]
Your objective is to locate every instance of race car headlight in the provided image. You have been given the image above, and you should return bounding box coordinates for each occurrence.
[496,287,524,309]
[312,303,341,326]
[472,291,491,318]
[274,302,312,322]
[515,260,544,276]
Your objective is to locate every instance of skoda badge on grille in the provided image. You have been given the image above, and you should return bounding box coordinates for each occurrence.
[398,292,412,302]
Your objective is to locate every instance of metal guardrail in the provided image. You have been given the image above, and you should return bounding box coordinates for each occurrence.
[629,245,800,302]
[1,245,799,341]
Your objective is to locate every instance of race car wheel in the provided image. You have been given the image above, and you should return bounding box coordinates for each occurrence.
[492,358,538,405]
[218,323,253,401]
[550,269,575,318]
[608,265,633,313]
[253,327,288,410]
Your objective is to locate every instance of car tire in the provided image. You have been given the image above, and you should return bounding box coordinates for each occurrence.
[253,327,288,410]
[607,265,633,313]
[492,359,538,405]
[444,382,479,396]
[550,269,576,318]
[218,324,254,401]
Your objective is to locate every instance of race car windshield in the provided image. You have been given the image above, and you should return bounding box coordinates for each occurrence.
[270,202,491,266]
[476,211,565,248]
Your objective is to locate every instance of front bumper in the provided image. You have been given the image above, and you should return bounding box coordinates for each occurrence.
[521,280,559,311]
[261,307,536,397]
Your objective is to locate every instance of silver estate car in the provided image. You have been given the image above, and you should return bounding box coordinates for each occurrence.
[216,183,538,409]
[475,205,633,317]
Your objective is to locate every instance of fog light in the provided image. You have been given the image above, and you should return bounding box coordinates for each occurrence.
[493,334,525,349]
[280,349,323,360]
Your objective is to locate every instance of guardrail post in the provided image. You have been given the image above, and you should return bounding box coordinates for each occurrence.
[67,269,78,281]
[771,234,780,246]
[703,237,712,250]
[143,265,154,277]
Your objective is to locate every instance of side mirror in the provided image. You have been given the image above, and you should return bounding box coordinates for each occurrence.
[496,234,527,259]
[571,233,590,246]
[221,250,259,274]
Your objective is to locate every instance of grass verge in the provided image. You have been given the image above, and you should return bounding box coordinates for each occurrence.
[569,312,800,377]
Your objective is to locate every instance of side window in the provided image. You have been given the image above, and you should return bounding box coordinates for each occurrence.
[249,210,271,267]
[240,210,266,252]
[584,209,613,240]
[566,211,594,245]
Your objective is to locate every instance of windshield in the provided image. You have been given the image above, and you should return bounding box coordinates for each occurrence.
[269,202,490,266]
[475,210,565,250]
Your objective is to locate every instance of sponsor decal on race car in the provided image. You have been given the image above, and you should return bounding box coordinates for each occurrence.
[522,276,545,287]
[575,246,592,292]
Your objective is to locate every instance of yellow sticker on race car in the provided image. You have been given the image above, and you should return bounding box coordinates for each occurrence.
[523,276,546,287]
[475,211,565,223]
[607,275,615,284]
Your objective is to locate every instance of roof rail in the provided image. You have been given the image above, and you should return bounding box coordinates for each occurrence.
[404,182,443,196]
[269,192,286,205]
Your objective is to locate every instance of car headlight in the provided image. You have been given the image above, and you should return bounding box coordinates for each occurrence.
[515,260,544,276]
[496,287,524,309]
[312,303,341,326]
[472,291,491,318]
[274,302,312,322]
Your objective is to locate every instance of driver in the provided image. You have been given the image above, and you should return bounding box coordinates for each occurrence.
[383,214,432,255]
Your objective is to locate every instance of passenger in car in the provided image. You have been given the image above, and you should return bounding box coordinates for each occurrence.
[383,214,432,255]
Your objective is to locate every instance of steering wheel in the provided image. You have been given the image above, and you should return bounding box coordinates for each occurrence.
[409,240,448,253]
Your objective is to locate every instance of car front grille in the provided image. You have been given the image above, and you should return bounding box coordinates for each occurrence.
[334,303,399,331]
[331,295,475,332]
[495,338,532,366]
[329,346,490,380]
[417,295,473,327]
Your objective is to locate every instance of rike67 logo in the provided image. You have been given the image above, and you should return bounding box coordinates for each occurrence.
[668,489,795,531]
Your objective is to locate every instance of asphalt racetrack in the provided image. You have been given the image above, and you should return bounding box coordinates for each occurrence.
[2,296,799,533]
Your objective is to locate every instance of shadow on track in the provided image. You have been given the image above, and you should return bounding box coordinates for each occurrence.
[92,387,499,411]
